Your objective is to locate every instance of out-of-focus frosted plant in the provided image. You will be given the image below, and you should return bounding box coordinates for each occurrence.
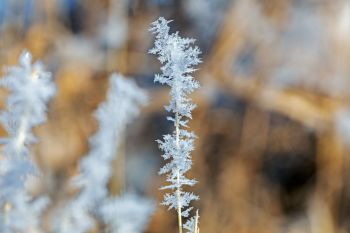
[0,51,56,232]
[3,195,48,233]
[55,73,153,233]
[149,17,201,233]
[98,0,128,49]
[100,193,154,233]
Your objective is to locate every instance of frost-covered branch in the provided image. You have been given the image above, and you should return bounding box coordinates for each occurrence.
[0,51,56,232]
[149,17,201,233]
[55,74,151,233]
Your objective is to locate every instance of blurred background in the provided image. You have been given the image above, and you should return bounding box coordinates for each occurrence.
[1,0,350,232]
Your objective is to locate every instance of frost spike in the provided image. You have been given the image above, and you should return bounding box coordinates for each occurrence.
[149,17,201,233]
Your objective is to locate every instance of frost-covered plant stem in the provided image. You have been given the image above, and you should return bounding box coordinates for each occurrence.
[55,73,150,233]
[149,17,201,233]
[0,51,56,232]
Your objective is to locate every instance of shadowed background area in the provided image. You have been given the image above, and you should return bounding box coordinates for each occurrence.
[1,0,350,232]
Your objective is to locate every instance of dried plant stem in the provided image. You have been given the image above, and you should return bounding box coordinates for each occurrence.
[176,173,183,233]
[194,210,199,233]
[175,112,183,233]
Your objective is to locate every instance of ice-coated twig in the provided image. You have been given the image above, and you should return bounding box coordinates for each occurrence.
[149,17,201,233]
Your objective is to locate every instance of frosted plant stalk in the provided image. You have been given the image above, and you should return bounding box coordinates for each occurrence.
[76,73,147,208]
[0,51,56,232]
[55,74,148,233]
[149,17,201,233]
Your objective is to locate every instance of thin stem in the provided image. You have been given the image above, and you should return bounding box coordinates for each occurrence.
[176,171,183,233]
[194,209,199,233]
[175,111,183,233]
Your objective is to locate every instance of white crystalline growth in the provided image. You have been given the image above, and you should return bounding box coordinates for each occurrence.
[55,74,149,233]
[0,51,56,232]
[149,17,201,219]
[100,193,155,233]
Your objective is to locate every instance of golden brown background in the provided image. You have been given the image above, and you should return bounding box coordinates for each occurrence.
[1,0,350,232]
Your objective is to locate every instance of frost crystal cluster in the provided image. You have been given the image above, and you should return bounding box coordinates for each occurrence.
[0,51,56,232]
[55,73,152,233]
[183,209,200,233]
[149,17,201,232]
